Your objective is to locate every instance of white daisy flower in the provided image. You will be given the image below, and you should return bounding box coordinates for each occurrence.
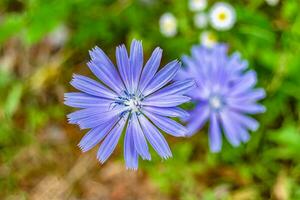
[194,12,208,29]
[47,24,69,47]
[200,31,217,48]
[209,2,236,31]
[189,0,207,12]
[159,13,178,37]
[265,0,280,6]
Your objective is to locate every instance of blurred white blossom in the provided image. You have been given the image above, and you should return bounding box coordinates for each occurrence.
[159,13,177,37]
[209,2,236,31]
[265,0,280,6]
[200,31,217,48]
[194,12,208,29]
[47,24,69,47]
[188,0,207,12]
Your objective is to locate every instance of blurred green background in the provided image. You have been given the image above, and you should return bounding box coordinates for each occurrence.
[0,0,300,199]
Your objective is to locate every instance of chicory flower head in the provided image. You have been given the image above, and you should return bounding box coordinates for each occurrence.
[177,44,266,152]
[65,39,194,169]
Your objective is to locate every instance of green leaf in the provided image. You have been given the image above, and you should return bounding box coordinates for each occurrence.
[0,14,24,44]
[4,83,23,117]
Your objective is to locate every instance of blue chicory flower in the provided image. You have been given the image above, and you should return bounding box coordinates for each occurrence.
[64,39,195,169]
[177,44,266,152]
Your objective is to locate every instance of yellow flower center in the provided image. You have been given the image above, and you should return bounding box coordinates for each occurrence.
[218,12,227,21]
[208,33,216,41]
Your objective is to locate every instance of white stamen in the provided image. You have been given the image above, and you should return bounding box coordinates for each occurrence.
[124,96,141,113]
[209,96,222,110]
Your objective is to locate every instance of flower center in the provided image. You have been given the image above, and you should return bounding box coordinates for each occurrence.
[208,33,217,41]
[218,12,227,21]
[124,97,141,113]
[114,91,144,115]
[209,95,223,110]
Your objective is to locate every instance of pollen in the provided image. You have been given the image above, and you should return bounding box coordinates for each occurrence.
[218,12,227,21]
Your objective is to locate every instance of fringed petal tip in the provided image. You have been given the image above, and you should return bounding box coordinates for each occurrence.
[98,159,106,165]
[77,143,88,153]
[141,155,151,161]
[162,153,173,160]
[126,167,138,171]
[97,155,108,165]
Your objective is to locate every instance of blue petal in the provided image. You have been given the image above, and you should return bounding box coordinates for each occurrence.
[230,70,257,95]
[235,124,250,143]
[186,104,210,136]
[209,113,222,152]
[181,56,200,77]
[144,110,187,137]
[228,88,266,102]
[224,111,251,143]
[130,113,151,160]
[139,114,172,159]
[70,74,117,99]
[142,95,191,107]
[226,52,248,73]
[142,60,180,96]
[228,103,266,114]
[130,40,143,91]
[116,45,132,92]
[139,47,162,92]
[97,117,127,164]
[143,106,189,118]
[219,110,241,147]
[76,107,125,129]
[149,79,196,98]
[124,124,139,170]
[67,106,111,124]
[88,47,124,93]
[64,92,112,108]
[229,110,259,131]
[78,118,117,152]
